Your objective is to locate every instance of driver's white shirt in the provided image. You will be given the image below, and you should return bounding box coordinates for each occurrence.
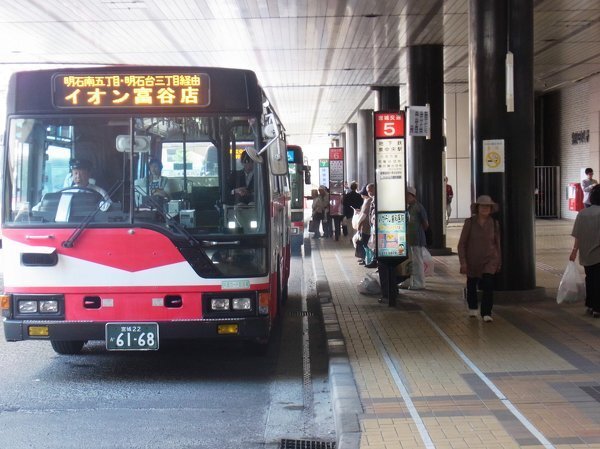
[70,183,112,211]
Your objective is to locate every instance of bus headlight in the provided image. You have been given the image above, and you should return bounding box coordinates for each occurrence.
[232,297,252,310]
[211,298,230,311]
[39,300,59,313]
[18,300,38,313]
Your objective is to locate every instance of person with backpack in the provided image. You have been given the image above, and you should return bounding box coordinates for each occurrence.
[458,195,502,322]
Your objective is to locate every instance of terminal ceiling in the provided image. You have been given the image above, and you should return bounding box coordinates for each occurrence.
[0,0,599,149]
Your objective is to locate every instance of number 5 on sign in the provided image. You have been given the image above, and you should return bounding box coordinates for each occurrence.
[375,112,405,138]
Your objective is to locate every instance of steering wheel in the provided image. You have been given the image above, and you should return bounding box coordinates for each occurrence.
[58,187,104,199]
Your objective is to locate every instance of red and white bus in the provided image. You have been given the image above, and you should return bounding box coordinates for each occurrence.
[0,66,291,354]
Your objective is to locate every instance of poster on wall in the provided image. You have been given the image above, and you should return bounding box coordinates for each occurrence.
[482,139,505,173]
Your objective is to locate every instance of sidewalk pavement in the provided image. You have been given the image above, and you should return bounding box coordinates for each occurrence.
[311,219,600,449]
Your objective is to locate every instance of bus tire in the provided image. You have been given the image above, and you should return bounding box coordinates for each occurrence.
[51,340,85,355]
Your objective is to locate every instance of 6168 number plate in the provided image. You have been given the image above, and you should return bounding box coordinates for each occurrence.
[105,323,159,351]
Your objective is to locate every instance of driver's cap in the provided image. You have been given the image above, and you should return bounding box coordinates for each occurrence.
[70,158,92,171]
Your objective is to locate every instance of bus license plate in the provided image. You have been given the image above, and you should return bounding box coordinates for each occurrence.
[105,323,159,351]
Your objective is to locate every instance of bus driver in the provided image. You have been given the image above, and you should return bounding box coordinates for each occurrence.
[68,158,111,210]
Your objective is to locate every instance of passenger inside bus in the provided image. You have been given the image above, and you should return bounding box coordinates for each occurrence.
[134,158,175,207]
[228,150,255,204]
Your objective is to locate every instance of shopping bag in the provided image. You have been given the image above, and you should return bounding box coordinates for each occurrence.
[422,247,434,276]
[308,220,318,233]
[357,272,381,295]
[364,246,376,266]
[352,231,361,248]
[556,261,585,304]
[367,231,375,250]
[351,209,364,229]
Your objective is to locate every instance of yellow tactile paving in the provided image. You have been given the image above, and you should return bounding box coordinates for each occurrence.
[315,219,600,449]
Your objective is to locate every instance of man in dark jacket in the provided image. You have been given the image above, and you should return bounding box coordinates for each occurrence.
[343,181,363,235]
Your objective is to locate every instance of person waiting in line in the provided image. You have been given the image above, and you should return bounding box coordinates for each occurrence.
[458,195,502,322]
[135,158,173,206]
[581,168,598,208]
[311,185,329,239]
[356,184,374,266]
[228,150,255,204]
[322,186,334,238]
[569,184,600,318]
[399,186,429,290]
[343,181,364,235]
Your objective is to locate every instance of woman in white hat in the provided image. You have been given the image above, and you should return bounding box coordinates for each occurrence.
[458,195,501,322]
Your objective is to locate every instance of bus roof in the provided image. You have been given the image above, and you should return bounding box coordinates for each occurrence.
[6,66,264,116]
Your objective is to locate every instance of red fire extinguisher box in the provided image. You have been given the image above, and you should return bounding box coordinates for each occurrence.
[568,182,584,211]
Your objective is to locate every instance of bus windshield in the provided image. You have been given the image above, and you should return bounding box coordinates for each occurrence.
[5,115,266,237]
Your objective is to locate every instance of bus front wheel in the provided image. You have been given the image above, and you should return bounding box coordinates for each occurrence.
[51,340,85,355]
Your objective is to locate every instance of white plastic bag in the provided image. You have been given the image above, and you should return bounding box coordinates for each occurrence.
[352,209,364,229]
[357,273,381,295]
[422,247,434,277]
[352,231,361,248]
[556,261,585,304]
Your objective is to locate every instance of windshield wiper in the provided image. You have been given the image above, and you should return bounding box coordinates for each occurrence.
[61,181,122,248]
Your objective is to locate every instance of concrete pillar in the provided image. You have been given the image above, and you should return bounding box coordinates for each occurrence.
[406,44,447,252]
[345,123,358,184]
[357,109,374,187]
[470,0,535,290]
[372,86,400,112]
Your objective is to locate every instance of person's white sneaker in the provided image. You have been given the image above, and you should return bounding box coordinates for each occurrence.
[483,315,493,322]
[468,309,478,317]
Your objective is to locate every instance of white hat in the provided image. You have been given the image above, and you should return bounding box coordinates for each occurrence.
[472,195,499,212]
[406,186,417,197]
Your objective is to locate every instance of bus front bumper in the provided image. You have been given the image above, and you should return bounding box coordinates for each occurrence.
[2,318,271,342]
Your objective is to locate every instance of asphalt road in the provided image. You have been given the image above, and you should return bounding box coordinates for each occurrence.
[0,253,335,449]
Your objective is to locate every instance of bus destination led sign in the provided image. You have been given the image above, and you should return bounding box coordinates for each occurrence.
[53,73,210,109]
